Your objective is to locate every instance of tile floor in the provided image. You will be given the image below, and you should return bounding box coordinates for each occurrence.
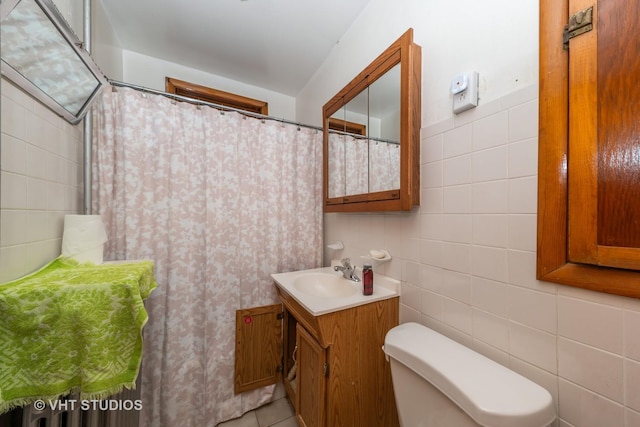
[217,383,297,427]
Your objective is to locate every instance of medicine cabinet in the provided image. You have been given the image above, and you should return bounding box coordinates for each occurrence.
[323,28,421,212]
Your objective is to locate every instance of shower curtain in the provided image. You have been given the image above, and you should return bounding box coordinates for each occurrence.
[91,86,323,426]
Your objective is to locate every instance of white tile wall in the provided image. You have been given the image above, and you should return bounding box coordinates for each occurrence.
[324,84,640,426]
[0,77,84,282]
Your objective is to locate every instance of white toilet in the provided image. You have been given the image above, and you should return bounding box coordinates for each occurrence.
[384,323,556,427]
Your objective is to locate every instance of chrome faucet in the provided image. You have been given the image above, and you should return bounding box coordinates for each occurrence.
[334,258,361,282]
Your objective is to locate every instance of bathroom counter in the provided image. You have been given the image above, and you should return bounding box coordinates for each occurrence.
[271,266,399,316]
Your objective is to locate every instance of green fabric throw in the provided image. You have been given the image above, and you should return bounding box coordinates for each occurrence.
[0,257,156,413]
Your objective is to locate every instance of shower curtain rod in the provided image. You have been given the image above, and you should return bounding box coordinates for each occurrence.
[108,79,323,132]
[327,129,400,146]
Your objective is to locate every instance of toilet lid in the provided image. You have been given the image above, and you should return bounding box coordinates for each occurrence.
[384,323,556,427]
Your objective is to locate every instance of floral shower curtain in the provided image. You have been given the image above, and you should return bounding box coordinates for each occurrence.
[91,86,323,426]
[327,131,401,197]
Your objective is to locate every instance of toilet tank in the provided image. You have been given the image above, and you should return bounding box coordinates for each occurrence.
[384,323,556,427]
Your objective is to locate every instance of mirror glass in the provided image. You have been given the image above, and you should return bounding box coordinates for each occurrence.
[323,29,421,212]
[327,64,401,199]
[0,0,107,124]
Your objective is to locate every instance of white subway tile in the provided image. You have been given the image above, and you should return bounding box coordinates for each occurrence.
[508,251,557,294]
[422,160,443,188]
[508,286,557,334]
[421,213,443,240]
[471,245,507,282]
[419,265,443,292]
[472,276,508,317]
[26,111,48,150]
[401,282,421,311]
[47,182,66,211]
[0,245,27,282]
[472,111,508,151]
[443,155,471,186]
[422,188,443,213]
[473,308,509,351]
[421,289,443,320]
[442,214,472,244]
[624,310,640,362]
[443,297,472,334]
[422,133,444,163]
[26,144,50,181]
[420,240,441,268]
[1,77,35,107]
[558,338,623,402]
[472,180,509,213]
[626,359,640,412]
[400,304,421,324]
[472,146,508,182]
[0,210,27,246]
[558,379,624,427]
[509,321,557,373]
[1,172,27,209]
[558,296,623,354]
[441,242,470,273]
[443,123,472,158]
[1,95,27,141]
[423,117,454,138]
[626,408,640,427]
[472,214,508,248]
[508,176,537,213]
[453,97,502,128]
[508,214,537,251]
[1,134,27,174]
[508,99,539,142]
[26,177,49,210]
[443,184,471,214]
[402,260,420,285]
[508,137,538,178]
[442,270,471,304]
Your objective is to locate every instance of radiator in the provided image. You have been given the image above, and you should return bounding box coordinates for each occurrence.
[18,377,141,427]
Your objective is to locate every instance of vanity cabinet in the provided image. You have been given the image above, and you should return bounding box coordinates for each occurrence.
[279,287,400,427]
[235,288,400,427]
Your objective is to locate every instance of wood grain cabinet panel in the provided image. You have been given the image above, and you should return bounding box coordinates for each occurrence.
[538,0,640,297]
[235,289,400,426]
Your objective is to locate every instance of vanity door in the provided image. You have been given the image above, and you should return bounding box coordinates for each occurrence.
[295,323,327,427]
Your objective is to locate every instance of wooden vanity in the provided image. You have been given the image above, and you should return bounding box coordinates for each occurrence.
[234,271,400,427]
[277,287,399,427]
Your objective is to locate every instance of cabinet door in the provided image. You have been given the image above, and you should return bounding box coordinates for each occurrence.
[538,0,640,297]
[234,304,283,394]
[295,323,326,427]
[567,0,640,269]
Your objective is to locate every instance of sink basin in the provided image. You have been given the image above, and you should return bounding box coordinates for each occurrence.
[293,273,358,298]
[272,266,399,315]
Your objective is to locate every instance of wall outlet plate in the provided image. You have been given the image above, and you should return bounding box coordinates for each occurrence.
[453,71,479,114]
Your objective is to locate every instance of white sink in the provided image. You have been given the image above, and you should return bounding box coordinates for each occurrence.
[272,266,399,316]
[294,273,358,298]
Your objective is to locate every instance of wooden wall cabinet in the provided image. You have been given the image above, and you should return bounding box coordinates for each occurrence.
[235,288,400,427]
[538,0,640,298]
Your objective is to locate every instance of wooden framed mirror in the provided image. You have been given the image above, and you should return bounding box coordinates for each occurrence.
[322,28,421,212]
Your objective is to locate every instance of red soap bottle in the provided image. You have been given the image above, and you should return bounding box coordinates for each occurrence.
[362,264,373,295]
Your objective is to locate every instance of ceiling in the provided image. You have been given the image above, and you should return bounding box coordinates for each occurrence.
[100,0,372,96]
